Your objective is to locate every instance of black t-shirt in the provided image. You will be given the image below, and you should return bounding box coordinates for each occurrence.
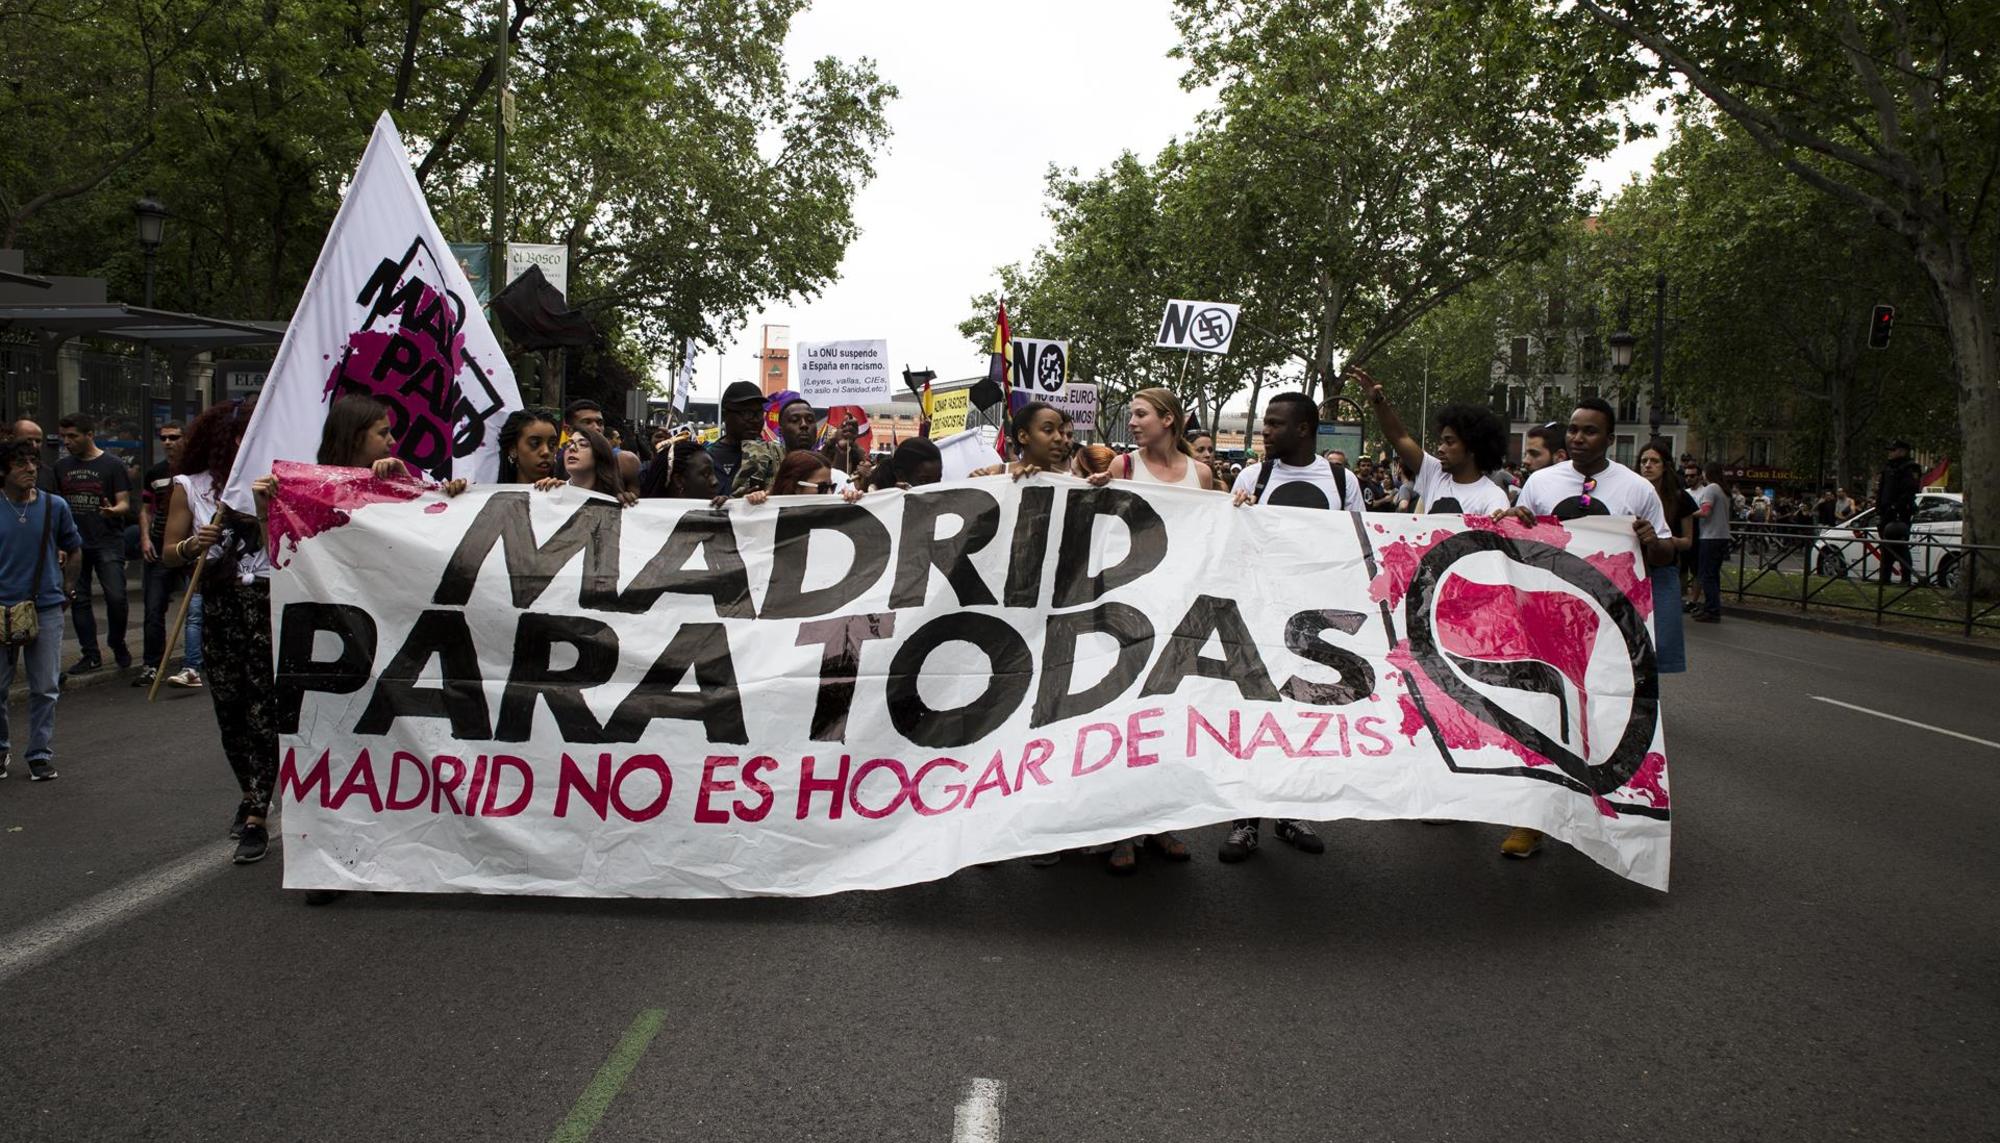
[144,460,174,547]
[56,452,132,551]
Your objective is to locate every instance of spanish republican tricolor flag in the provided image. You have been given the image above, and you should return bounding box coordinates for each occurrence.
[988,301,1012,459]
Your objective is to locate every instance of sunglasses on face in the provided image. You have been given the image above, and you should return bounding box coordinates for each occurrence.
[159,433,181,442]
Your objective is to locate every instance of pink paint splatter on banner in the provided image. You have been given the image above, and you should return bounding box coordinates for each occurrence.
[424,502,449,514]
[1435,576,1602,758]
[1584,551,1654,617]
[1625,751,1671,808]
[266,460,426,562]
[1591,794,1621,818]
[1369,529,1455,606]
[1458,513,1577,549]
[1386,640,1555,769]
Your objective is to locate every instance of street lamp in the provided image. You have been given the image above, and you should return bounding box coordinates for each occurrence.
[1607,321,1636,375]
[134,192,167,476]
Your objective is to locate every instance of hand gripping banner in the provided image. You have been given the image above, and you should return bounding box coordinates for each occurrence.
[268,464,1671,896]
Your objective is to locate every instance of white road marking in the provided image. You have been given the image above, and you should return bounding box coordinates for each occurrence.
[1809,696,2000,751]
[952,1078,1004,1143]
[0,841,228,984]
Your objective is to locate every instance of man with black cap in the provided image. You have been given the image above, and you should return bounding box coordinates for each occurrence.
[708,382,767,494]
[1875,439,1923,585]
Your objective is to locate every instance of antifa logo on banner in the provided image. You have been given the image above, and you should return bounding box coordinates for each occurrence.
[1400,530,1664,816]
[323,237,510,481]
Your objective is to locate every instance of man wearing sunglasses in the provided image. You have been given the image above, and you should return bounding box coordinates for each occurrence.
[136,423,204,688]
[1493,397,1673,860]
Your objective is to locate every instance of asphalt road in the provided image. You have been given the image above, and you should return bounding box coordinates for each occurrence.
[1,617,1995,1142]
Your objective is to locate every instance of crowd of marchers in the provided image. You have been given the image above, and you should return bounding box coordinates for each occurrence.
[2,369,1926,899]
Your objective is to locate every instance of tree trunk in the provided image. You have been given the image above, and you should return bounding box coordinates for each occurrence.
[1830,372,1849,499]
[1919,236,2000,597]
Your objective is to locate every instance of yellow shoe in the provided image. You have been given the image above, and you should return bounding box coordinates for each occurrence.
[1500,827,1544,859]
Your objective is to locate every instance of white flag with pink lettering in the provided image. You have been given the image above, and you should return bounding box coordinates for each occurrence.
[224,113,518,514]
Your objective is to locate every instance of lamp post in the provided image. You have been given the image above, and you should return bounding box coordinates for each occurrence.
[134,192,168,478]
[1649,270,1667,442]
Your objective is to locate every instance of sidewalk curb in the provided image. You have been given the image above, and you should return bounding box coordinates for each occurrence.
[1721,603,2000,662]
[7,659,195,703]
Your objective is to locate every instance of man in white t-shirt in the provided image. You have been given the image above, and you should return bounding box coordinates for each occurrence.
[1232,394,1366,513]
[1352,368,1511,515]
[1217,392,1354,865]
[1493,396,1673,860]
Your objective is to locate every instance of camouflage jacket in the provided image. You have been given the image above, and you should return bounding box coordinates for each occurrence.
[728,440,788,496]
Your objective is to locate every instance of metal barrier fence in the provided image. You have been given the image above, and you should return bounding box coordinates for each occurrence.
[1721,521,1999,638]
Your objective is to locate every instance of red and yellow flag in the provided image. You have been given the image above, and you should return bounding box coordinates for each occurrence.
[988,302,1012,459]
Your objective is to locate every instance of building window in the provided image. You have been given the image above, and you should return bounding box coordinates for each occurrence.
[1617,389,1640,423]
[1749,437,1774,466]
[1510,336,1529,376]
[1506,387,1527,419]
[1579,384,1599,402]
[1614,435,1636,466]
[1540,386,1558,418]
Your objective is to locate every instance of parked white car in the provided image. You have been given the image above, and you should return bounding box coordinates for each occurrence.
[1811,492,1966,586]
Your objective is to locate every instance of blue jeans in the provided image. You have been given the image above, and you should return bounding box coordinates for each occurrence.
[1650,565,1686,673]
[1697,538,1730,618]
[142,559,203,670]
[0,605,64,761]
[70,545,129,659]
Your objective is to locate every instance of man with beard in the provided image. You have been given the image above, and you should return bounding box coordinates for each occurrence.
[706,382,767,494]
[1494,398,1672,859]
[1214,392,1364,865]
[728,393,847,497]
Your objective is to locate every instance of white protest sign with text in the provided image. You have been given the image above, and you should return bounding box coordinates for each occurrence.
[795,339,892,405]
[1155,299,1240,355]
[269,464,1673,898]
[1010,338,1069,395]
[1049,382,1097,432]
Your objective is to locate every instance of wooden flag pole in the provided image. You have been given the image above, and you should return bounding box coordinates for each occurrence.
[147,557,206,703]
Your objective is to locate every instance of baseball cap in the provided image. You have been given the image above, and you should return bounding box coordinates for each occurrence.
[721,381,764,407]
[1888,438,1911,450]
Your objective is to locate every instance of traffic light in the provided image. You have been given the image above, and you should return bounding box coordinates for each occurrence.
[1868,304,1896,349]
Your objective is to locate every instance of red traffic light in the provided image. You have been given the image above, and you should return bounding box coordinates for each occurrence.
[1868,304,1895,348]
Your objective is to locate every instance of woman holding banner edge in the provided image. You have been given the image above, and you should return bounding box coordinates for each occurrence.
[1082,386,1208,873]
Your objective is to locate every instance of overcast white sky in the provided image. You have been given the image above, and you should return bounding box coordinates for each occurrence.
[683,0,1667,402]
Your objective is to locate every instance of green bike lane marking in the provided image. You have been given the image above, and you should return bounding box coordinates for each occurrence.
[551,1007,668,1142]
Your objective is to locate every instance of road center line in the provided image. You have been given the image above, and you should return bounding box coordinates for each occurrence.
[952,1078,1004,1143]
[1809,696,2000,750]
[0,841,229,985]
[550,1007,667,1143]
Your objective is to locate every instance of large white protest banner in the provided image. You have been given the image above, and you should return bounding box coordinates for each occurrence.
[1155,299,1240,355]
[795,339,892,406]
[268,464,1673,898]
[224,114,520,515]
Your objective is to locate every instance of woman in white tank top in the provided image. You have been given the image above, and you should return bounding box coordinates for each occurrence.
[1089,386,1217,492]
[1080,385,1209,873]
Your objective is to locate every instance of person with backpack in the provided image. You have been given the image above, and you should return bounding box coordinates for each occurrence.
[1212,391,1362,865]
[0,441,83,782]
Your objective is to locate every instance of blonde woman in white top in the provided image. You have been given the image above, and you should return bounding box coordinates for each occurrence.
[1086,386,1221,492]
[1080,385,1207,872]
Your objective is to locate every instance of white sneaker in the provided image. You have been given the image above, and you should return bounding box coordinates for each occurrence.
[168,668,204,689]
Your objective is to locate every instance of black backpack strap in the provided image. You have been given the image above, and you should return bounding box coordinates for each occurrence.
[1252,458,1275,503]
[1327,457,1348,508]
